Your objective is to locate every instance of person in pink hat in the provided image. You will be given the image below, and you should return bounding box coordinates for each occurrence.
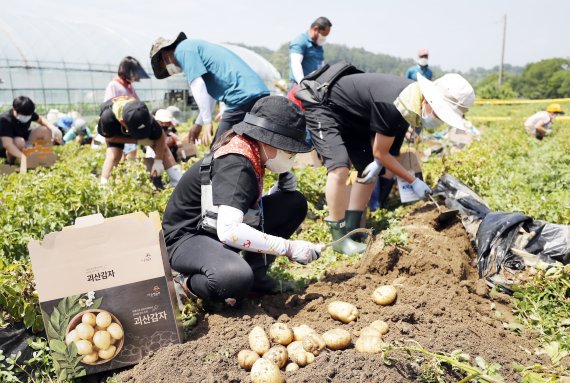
[405,48,433,81]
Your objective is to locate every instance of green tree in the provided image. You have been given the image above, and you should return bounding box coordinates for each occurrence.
[476,72,518,99]
[514,58,570,99]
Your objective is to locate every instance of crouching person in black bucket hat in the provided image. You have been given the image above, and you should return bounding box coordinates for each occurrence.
[162,96,322,305]
[97,96,183,187]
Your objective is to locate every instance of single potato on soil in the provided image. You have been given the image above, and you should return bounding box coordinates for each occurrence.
[250,358,284,383]
[328,301,359,323]
[372,285,397,305]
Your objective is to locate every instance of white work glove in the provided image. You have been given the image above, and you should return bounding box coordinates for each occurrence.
[51,128,63,144]
[151,159,164,176]
[410,178,432,198]
[357,160,383,184]
[285,240,321,265]
[269,172,297,194]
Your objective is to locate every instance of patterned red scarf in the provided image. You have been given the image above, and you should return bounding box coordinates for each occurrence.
[113,76,138,98]
[214,135,265,198]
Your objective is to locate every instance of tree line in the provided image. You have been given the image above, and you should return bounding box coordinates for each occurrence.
[232,42,570,100]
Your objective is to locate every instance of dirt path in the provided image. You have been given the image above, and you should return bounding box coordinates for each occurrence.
[116,204,541,383]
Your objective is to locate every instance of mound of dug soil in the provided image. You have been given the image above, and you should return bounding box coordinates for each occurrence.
[117,204,541,383]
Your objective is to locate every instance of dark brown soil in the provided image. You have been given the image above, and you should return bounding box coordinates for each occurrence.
[116,203,541,383]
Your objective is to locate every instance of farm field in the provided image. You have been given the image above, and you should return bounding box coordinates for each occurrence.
[0,102,569,383]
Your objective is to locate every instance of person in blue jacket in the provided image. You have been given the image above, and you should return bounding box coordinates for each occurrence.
[405,48,433,81]
[150,32,269,146]
[289,17,333,88]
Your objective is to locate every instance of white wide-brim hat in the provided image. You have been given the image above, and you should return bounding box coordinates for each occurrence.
[154,109,173,123]
[417,73,475,130]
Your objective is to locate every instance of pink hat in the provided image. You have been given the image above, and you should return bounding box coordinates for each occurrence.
[418,48,429,57]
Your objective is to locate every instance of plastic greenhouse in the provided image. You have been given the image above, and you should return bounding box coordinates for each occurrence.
[0,15,282,116]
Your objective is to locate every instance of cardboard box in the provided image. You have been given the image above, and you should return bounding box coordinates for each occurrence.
[28,212,182,380]
[177,142,197,161]
[0,144,57,175]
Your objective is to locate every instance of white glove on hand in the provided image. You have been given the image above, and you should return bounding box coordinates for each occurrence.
[151,159,164,176]
[51,128,63,144]
[357,160,383,184]
[410,178,432,198]
[286,240,321,265]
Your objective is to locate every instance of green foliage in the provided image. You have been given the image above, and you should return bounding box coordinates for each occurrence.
[476,73,518,99]
[424,104,570,224]
[513,58,570,99]
[0,261,43,332]
[512,264,570,352]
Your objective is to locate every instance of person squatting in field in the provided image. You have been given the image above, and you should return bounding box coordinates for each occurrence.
[0,96,63,163]
[162,96,322,305]
[292,68,475,255]
[524,103,564,140]
[96,96,182,187]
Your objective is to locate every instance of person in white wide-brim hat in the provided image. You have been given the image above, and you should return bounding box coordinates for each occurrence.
[292,69,475,255]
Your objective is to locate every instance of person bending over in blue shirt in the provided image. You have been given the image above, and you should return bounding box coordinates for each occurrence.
[150,33,270,146]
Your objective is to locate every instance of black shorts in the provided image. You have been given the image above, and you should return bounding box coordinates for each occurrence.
[304,104,373,176]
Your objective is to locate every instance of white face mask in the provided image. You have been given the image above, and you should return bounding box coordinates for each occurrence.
[16,114,32,123]
[166,63,183,76]
[421,107,443,130]
[418,58,428,67]
[316,33,327,46]
[263,146,295,174]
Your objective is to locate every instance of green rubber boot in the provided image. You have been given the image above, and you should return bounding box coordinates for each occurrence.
[326,219,367,255]
[345,210,367,241]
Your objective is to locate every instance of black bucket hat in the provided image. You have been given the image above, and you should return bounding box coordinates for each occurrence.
[233,96,311,153]
[150,32,187,79]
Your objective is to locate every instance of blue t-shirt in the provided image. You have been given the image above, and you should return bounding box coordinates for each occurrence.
[405,65,433,81]
[174,39,269,110]
[289,32,324,82]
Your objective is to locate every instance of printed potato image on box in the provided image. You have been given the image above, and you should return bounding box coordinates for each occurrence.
[28,212,182,379]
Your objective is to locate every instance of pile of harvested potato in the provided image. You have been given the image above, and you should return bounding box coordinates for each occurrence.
[240,322,352,383]
[241,285,398,382]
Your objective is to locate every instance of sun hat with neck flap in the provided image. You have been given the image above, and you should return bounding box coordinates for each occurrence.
[417,73,475,130]
[150,32,188,79]
[232,96,312,153]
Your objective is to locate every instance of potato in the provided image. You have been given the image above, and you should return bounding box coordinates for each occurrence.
[322,328,351,350]
[305,351,315,364]
[82,351,98,364]
[302,333,325,355]
[92,330,112,350]
[372,285,397,305]
[107,323,124,340]
[263,345,288,369]
[269,323,294,346]
[285,362,299,372]
[238,349,259,370]
[249,326,271,356]
[65,329,79,345]
[327,301,359,323]
[286,341,308,367]
[359,326,382,338]
[75,339,93,355]
[292,324,315,341]
[369,320,389,335]
[96,311,112,329]
[98,345,116,360]
[81,313,96,327]
[250,358,284,383]
[355,335,384,353]
[75,323,94,340]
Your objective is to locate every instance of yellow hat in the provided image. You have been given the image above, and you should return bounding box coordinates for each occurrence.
[546,103,564,114]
